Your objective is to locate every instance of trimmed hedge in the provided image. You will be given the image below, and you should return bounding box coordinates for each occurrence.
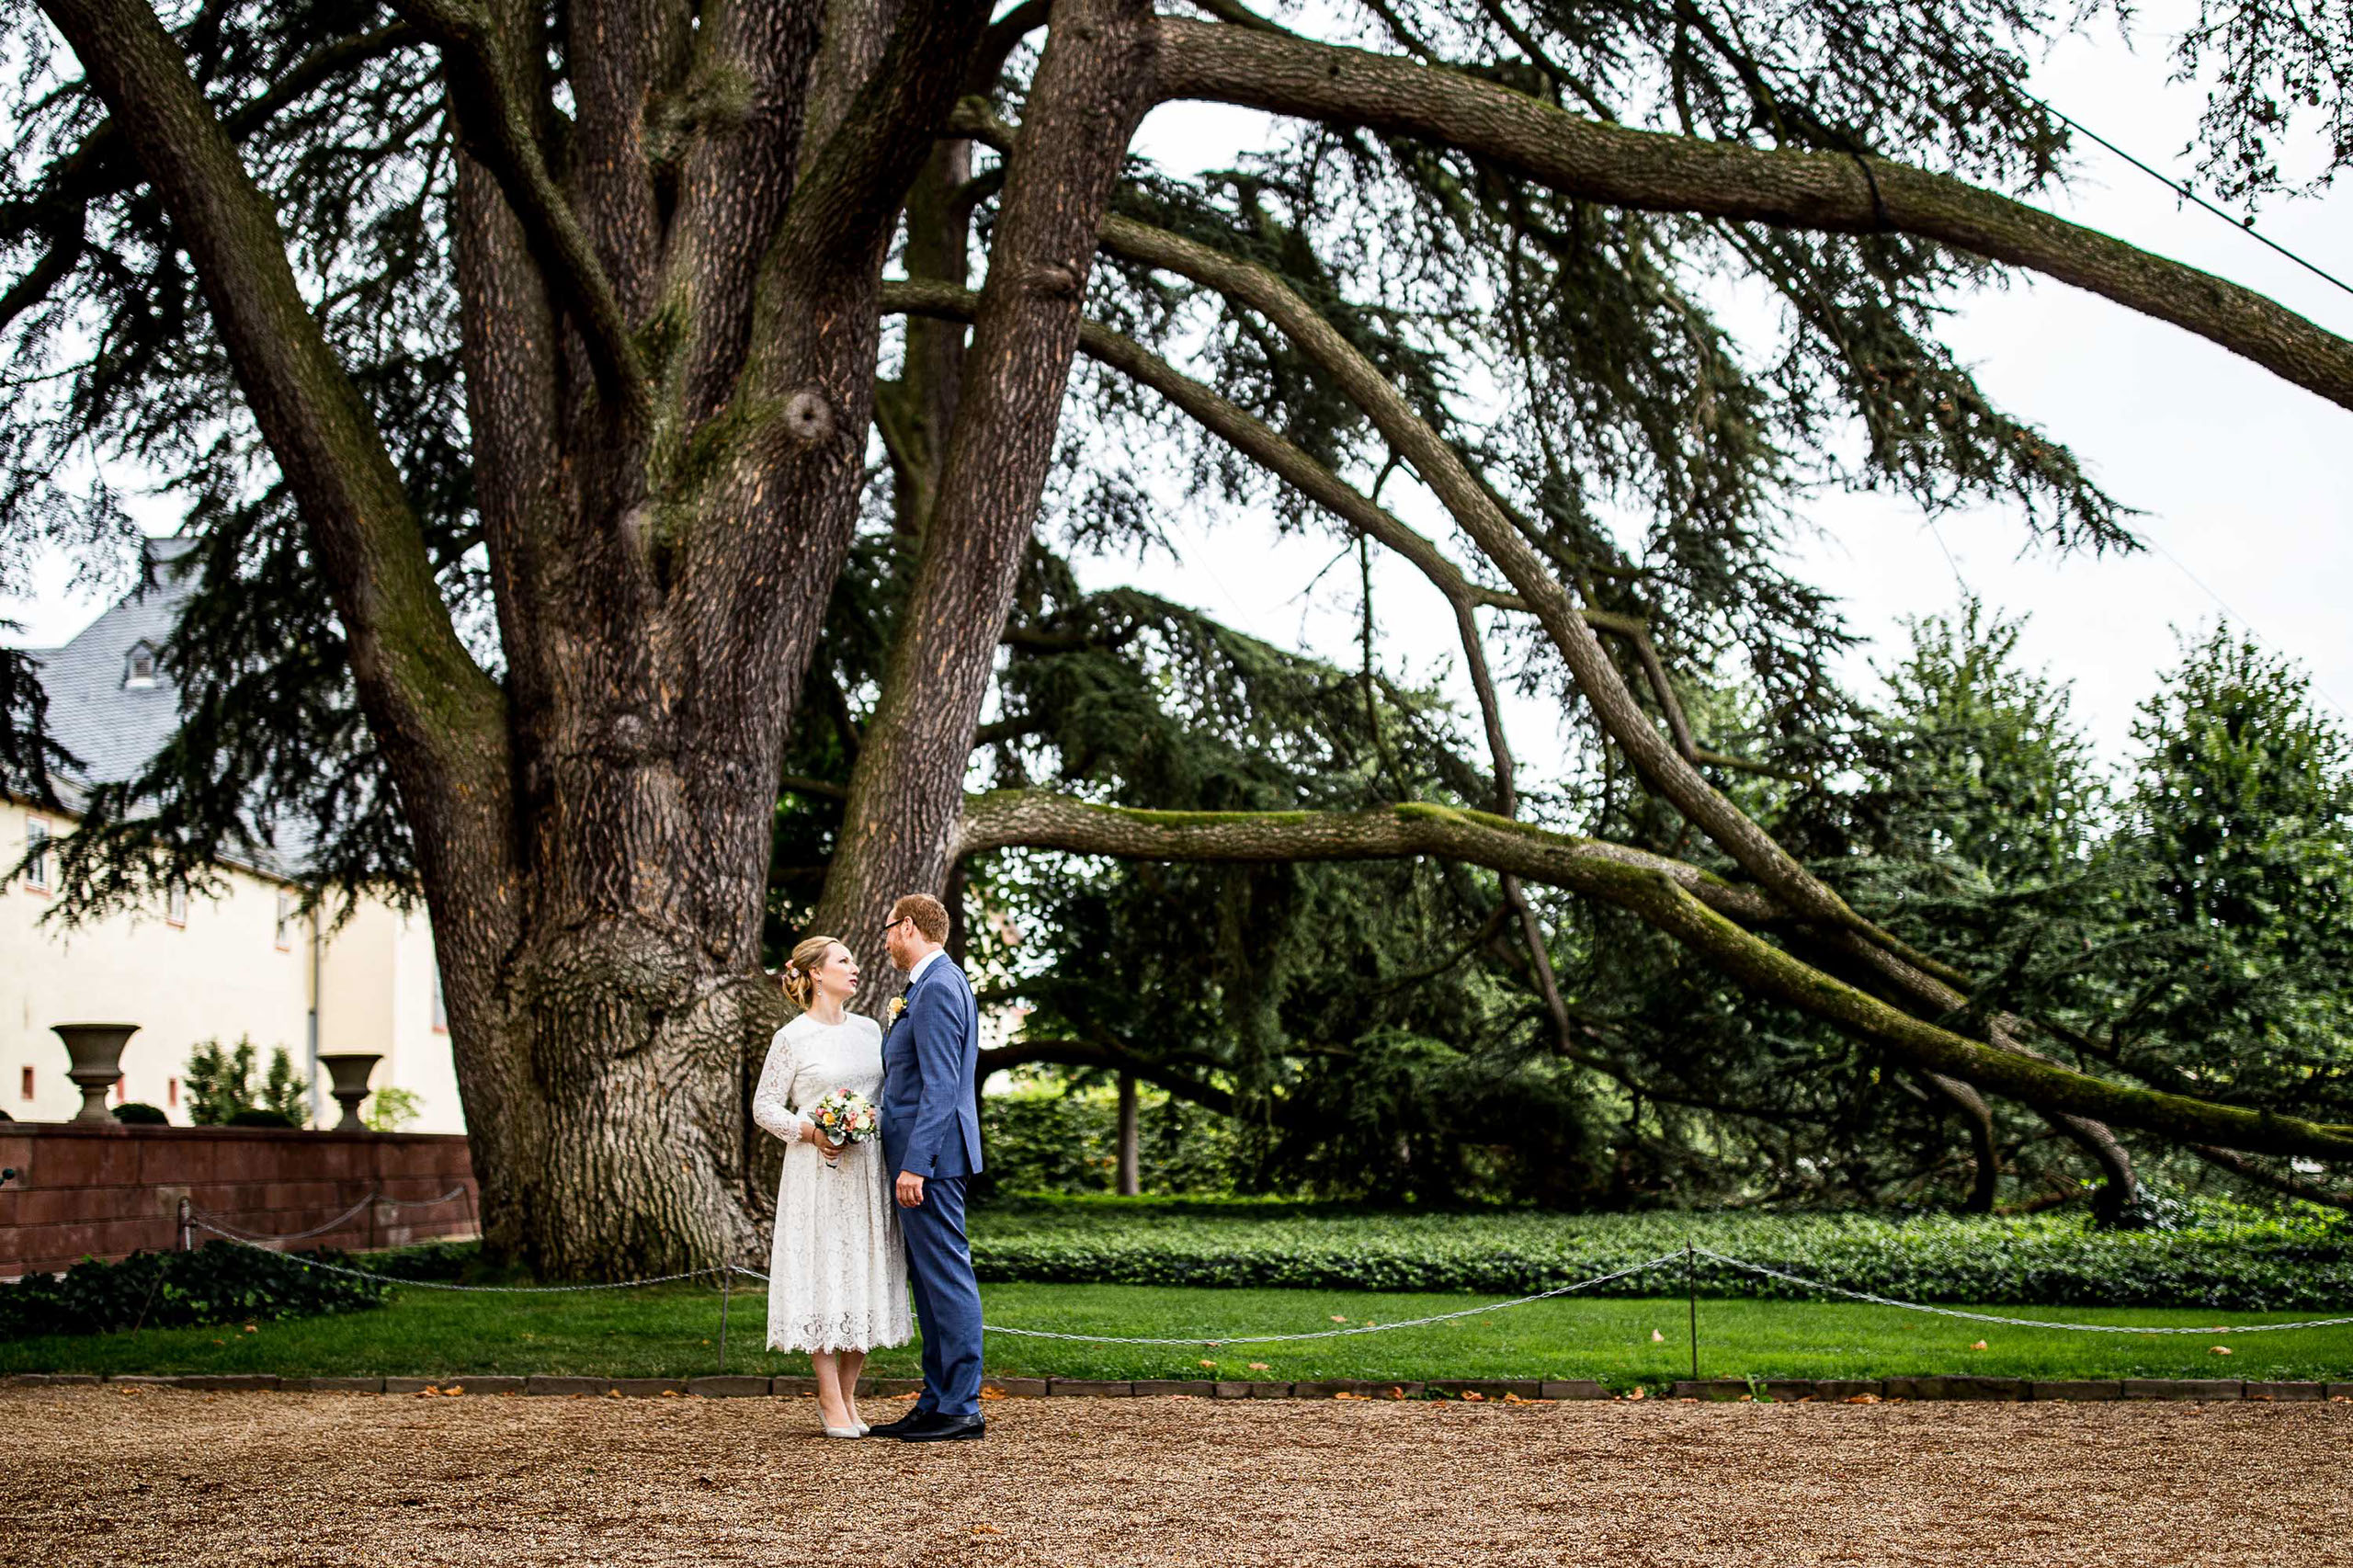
[966,1198,2353,1311]
[0,1243,388,1338]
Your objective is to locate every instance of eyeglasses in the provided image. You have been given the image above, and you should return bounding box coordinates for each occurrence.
[881,915,909,937]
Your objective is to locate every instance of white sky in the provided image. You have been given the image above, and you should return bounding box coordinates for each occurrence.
[1109,4,2353,778]
[6,3,2347,786]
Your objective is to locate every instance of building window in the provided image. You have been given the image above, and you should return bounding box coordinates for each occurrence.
[17,1065,30,1101]
[25,820,50,893]
[431,965,448,1033]
[166,882,188,927]
[124,642,158,688]
[275,890,294,950]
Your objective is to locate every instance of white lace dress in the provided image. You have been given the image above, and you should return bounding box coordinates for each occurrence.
[750,1012,913,1354]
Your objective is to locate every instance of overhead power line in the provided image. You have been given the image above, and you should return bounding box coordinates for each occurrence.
[2025,90,2353,302]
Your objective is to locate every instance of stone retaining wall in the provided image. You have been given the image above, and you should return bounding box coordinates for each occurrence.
[0,1121,477,1278]
[10,1372,2348,1402]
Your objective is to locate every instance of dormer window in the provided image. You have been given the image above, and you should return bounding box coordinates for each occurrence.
[124,642,158,688]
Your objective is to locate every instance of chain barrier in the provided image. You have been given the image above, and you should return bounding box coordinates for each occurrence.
[189,1195,381,1246]
[965,1252,1691,1346]
[187,1226,2353,1342]
[186,1187,471,1246]
[1694,1247,2353,1335]
[191,1222,732,1293]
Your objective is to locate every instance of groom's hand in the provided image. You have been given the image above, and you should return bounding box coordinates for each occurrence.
[895,1171,926,1209]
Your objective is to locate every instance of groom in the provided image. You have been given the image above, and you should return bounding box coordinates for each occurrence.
[869,892,987,1442]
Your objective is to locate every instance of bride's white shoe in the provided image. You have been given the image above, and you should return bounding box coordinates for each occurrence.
[822,1424,864,1439]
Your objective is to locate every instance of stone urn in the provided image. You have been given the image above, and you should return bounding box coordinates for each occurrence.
[51,1023,140,1123]
[317,1052,382,1132]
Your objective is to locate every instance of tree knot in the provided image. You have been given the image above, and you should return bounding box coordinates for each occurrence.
[1029,261,1083,299]
[782,387,836,447]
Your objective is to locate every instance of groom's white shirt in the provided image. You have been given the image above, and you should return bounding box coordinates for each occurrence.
[907,949,945,988]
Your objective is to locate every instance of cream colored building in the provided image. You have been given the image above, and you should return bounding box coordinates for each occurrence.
[2,540,462,1131]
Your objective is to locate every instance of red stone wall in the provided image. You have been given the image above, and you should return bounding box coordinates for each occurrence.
[0,1121,478,1278]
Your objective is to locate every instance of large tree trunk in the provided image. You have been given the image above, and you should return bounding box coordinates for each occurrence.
[47,0,988,1276]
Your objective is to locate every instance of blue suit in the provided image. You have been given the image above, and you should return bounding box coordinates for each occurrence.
[881,952,985,1417]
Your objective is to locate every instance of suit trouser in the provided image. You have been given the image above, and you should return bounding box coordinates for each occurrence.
[900,1173,983,1418]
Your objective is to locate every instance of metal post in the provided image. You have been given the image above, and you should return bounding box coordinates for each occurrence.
[718,1269,732,1373]
[1686,1241,1699,1382]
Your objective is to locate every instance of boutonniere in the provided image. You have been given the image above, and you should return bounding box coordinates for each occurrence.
[887,996,906,1022]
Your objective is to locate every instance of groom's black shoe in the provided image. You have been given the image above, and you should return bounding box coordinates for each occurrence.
[892,1411,985,1442]
[863,1406,935,1438]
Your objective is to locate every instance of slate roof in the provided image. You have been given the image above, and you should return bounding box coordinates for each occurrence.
[26,537,307,882]
[29,536,201,788]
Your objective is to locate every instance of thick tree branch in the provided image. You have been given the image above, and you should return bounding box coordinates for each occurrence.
[957,790,2353,1161]
[1152,17,2353,415]
[36,0,506,772]
[390,0,650,421]
[817,0,1162,982]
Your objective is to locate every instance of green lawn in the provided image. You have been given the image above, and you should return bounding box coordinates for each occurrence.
[6,1278,2350,1388]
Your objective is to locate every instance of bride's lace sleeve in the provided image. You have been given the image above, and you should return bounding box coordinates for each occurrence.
[751,1027,808,1144]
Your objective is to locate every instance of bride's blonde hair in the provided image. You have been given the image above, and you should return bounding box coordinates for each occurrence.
[780,936,846,1011]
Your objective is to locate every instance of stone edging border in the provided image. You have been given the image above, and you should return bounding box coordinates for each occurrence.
[9,1372,2352,1403]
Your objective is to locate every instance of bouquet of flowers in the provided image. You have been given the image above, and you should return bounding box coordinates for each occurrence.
[807,1088,880,1168]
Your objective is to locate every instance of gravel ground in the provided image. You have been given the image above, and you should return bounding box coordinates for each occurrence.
[5,1385,2349,1567]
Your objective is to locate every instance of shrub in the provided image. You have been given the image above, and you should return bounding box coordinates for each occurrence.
[0,1242,387,1338]
[362,1085,424,1132]
[964,1196,2353,1312]
[111,1103,167,1125]
[185,1037,308,1127]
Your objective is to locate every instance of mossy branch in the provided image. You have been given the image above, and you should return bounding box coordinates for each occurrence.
[959,790,2353,1162]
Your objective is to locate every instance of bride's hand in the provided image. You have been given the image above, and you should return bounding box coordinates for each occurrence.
[802,1119,845,1159]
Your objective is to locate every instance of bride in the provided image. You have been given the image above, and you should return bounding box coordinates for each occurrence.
[753,935,913,1438]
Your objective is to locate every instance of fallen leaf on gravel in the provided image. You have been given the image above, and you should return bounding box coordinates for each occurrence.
[444,1386,464,1397]
[1387,1387,1407,1401]
[1334,1392,1370,1400]
[662,1389,680,1396]
[1624,1387,1646,1401]
[1845,1394,1881,1404]
[1460,1392,1486,1403]
[972,1524,1003,1536]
